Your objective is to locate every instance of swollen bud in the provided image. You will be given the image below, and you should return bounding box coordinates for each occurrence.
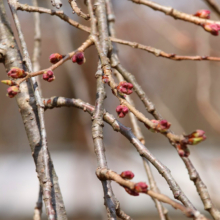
[134,182,148,193]
[7,86,20,98]
[124,187,139,196]
[120,171,135,180]
[203,23,220,36]
[145,119,171,133]
[49,53,63,64]
[117,81,133,95]
[184,130,206,145]
[1,80,16,86]
[116,105,129,118]
[42,70,55,82]
[7,67,26,79]
[194,10,210,19]
[72,51,86,65]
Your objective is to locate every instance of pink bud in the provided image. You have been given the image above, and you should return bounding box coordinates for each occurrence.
[194,10,210,19]
[116,105,129,118]
[49,53,63,64]
[120,171,135,180]
[42,70,55,82]
[1,80,16,86]
[134,182,148,193]
[185,130,206,145]
[117,81,133,95]
[203,23,220,36]
[7,67,26,79]
[72,51,86,65]
[7,86,20,98]
[158,120,171,132]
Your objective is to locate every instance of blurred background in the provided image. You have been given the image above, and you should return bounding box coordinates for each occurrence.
[0,0,220,219]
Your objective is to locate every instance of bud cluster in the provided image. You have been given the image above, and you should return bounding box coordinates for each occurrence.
[72,51,86,65]
[43,70,55,82]
[7,67,26,79]
[177,144,190,157]
[117,81,133,95]
[116,105,129,118]
[49,53,63,64]
[145,119,171,133]
[7,86,20,98]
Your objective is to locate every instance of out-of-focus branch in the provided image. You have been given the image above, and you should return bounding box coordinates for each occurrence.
[68,0,90,20]
[196,29,220,135]
[50,0,62,9]
[203,0,220,17]
[7,0,67,219]
[129,0,220,29]
[96,168,194,218]
[43,96,206,218]
[33,186,43,220]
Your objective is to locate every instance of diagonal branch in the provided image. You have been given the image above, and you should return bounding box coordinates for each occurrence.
[203,0,220,17]
[43,96,209,220]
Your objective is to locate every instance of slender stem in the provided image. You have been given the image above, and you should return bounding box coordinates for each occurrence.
[33,186,43,220]
[129,0,220,27]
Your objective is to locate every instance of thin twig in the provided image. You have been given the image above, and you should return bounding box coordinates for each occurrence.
[15,2,220,62]
[43,97,203,215]
[68,0,90,20]
[96,168,194,218]
[129,0,220,29]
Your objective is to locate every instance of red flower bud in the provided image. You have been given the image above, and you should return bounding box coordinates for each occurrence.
[1,80,16,86]
[124,187,139,196]
[134,182,148,193]
[42,70,55,82]
[116,105,129,118]
[117,81,133,95]
[120,171,135,180]
[7,86,20,98]
[184,130,206,145]
[194,10,210,19]
[7,67,26,79]
[177,144,190,157]
[203,23,220,36]
[49,53,63,64]
[72,51,86,65]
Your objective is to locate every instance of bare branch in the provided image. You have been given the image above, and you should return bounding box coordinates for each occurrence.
[33,186,43,220]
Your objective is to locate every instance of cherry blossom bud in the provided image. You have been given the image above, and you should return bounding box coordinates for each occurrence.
[7,67,26,79]
[1,80,16,86]
[194,10,210,19]
[49,53,63,64]
[184,130,206,145]
[7,86,20,98]
[124,187,139,196]
[203,23,220,36]
[42,70,55,82]
[177,144,190,157]
[117,81,133,95]
[72,51,86,65]
[134,182,148,193]
[116,105,129,118]
[120,171,135,180]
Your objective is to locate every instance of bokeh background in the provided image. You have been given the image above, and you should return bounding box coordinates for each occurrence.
[0,0,220,219]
